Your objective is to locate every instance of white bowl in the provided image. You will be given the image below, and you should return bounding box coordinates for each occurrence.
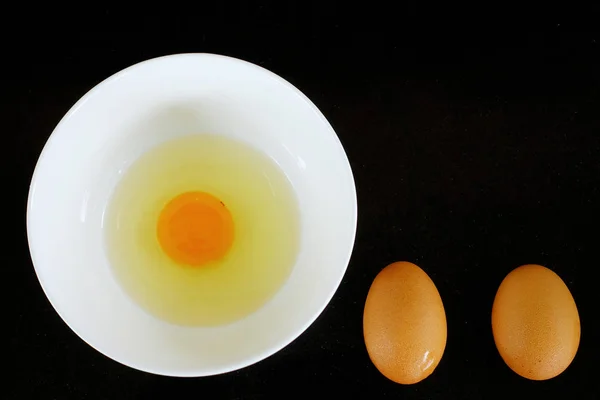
[26,54,357,377]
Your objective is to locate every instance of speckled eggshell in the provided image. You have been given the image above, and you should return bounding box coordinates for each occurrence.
[363,261,447,384]
[492,264,580,380]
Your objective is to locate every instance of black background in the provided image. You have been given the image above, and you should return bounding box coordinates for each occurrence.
[5,4,600,399]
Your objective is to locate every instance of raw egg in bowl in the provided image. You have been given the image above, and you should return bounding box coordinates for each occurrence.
[26,54,357,376]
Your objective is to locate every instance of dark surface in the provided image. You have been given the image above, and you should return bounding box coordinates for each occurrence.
[5,5,600,399]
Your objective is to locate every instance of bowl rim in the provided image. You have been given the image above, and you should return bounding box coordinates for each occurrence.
[26,52,358,377]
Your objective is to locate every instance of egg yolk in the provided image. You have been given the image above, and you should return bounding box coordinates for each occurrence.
[157,191,234,266]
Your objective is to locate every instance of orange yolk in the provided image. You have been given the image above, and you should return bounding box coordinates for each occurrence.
[157,191,234,266]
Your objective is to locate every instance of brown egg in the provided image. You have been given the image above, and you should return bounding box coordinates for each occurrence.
[363,261,447,384]
[492,264,580,380]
